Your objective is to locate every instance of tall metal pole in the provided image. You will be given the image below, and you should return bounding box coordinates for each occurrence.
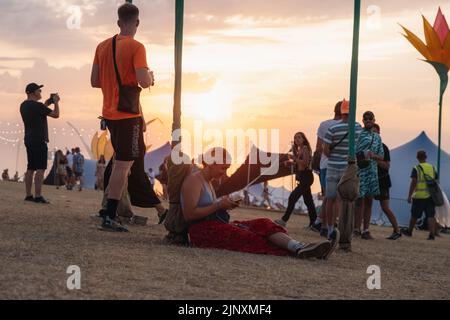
[172,0,184,147]
[438,93,443,178]
[348,0,361,160]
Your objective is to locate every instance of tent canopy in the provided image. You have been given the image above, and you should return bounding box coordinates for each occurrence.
[372,131,450,226]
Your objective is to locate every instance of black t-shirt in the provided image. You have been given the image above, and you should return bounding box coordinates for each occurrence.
[20,100,52,145]
[378,143,392,189]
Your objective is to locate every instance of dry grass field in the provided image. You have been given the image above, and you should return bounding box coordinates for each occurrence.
[0,180,449,300]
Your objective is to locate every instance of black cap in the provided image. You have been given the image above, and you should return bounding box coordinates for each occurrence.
[25,83,44,94]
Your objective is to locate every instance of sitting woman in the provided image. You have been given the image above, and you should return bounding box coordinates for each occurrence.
[180,147,337,260]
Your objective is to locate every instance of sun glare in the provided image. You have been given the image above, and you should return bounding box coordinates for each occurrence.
[188,83,234,122]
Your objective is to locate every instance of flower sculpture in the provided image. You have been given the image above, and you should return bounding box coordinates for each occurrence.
[401,8,449,175]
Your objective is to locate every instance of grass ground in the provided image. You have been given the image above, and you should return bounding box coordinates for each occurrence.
[0,180,449,299]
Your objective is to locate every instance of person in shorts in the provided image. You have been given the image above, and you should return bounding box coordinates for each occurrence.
[402,150,439,240]
[372,124,401,240]
[323,99,362,240]
[72,147,85,191]
[312,100,342,234]
[20,83,60,204]
[91,3,155,231]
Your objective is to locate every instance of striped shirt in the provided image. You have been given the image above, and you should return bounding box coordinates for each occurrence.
[324,121,363,169]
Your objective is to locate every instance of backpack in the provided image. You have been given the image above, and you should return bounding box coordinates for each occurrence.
[163,154,193,246]
[417,165,444,207]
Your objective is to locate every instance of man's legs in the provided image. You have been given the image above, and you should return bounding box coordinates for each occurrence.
[78,175,84,191]
[34,169,45,198]
[380,199,400,233]
[25,170,34,197]
[324,167,342,237]
[354,198,363,232]
[427,217,436,238]
[318,168,327,224]
[325,196,337,235]
[362,196,373,231]
[407,217,418,234]
[105,159,134,219]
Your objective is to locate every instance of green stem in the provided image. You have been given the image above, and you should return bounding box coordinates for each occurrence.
[348,0,361,160]
[438,93,443,179]
[172,0,184,147]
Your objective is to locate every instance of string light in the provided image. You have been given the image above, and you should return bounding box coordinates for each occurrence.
[0,136,19,143]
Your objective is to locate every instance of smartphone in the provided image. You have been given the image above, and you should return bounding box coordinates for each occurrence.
[100,119,107,131]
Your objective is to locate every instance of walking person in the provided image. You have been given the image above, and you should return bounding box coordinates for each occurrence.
[65,149,75,190]
[401,150,439,240]
[372,124,401,240]
[275,132,317,227]
[312,100,343,234]
[72,147,85,191]
[260,181,272,209]
[354,111,384,240]
[91,2,155,231]
[20,83,60,203]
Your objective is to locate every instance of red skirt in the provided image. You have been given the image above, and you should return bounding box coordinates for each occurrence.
[188,218,290,256]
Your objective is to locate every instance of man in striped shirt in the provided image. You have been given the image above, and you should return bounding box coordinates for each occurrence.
[323,100,362,239]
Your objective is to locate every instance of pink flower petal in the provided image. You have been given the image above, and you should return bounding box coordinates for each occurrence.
[434,7,450,46]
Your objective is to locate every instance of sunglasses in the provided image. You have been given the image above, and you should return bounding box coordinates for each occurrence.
[363,117,374,121]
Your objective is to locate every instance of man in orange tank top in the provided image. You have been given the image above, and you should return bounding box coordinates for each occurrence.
[91,3,154,232]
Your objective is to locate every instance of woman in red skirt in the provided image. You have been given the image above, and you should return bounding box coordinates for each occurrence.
[181,147,337,259]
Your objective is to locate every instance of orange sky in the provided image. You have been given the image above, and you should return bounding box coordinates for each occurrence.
[1,0,449,189]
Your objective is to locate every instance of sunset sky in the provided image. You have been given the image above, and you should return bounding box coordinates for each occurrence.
[1,0,449,190]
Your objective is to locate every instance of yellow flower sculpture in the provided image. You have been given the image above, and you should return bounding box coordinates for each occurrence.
[401,7,448,175]
[91,131,114,161]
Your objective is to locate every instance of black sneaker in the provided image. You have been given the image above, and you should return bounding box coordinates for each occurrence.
[310,222,322,233]
[24,195,34,202]
[427,234,435,241]
[98,217,129,232]
[296,241,331,259]
[34,196,50,204]
[353,229,362,237]
[158,209,168,225]
[361,231,374,240]
[400,228,412,237]
[320,228,328,238]
[321,228,340,260]
[387,232,402,240]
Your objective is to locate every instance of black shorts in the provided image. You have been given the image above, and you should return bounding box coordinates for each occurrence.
[66,166,73,177]
[25,143,48,171]
[374,188,390,201]
[106,117,145,161]
[411,198,436,219]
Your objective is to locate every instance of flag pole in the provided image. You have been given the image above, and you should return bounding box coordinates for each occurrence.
[348,0,361,160]
[438,91,443,178]
[172,0,184,148]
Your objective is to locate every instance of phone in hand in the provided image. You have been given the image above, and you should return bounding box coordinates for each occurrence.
[229,194,244,207]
